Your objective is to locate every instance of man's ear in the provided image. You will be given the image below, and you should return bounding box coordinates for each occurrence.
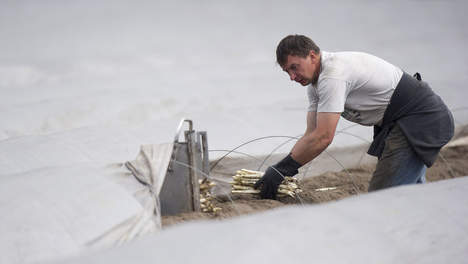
[309,50,318,61]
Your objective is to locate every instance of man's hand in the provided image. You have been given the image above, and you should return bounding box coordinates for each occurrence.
[253,166,284,199]
[254,154,302,199]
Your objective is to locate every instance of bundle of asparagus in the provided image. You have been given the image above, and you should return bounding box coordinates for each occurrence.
[199,178,222,214]
[231,169,302,198]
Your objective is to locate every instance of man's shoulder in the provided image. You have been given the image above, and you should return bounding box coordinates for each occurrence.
[318,51,348,83]
[323,50,400,71]
[319,50,397,82]
[322,50,377,66]
[324,50,376,58]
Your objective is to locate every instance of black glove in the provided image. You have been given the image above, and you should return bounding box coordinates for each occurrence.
[254,154,302,199]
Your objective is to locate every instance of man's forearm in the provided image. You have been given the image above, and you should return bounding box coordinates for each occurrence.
[290,131,332,165]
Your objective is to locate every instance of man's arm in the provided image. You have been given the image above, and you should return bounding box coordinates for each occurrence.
[254,111,340,199]
[290,112,341,164]
[305,111,317,133]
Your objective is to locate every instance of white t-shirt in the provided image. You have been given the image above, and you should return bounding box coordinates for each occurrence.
[307,51,403,126]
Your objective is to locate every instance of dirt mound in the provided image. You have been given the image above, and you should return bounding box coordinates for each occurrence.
[162,142,468,227]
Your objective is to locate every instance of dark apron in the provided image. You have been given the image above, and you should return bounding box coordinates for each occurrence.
[368,72,454,167]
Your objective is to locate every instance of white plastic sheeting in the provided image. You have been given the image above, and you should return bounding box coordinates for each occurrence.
[125,143,174,196]
[57,176,468,264]
[0,143,174,264]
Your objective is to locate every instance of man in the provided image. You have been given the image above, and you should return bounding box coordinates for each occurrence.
[254,34,454,199]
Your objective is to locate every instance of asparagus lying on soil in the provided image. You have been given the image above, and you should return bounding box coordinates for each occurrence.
[231,169,302,198]
[199,178,222,213]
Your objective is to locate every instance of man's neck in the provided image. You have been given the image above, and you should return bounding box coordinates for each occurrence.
[311,53,322,85]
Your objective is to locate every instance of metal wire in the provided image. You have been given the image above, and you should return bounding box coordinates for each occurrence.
[338,123,360,132]
[209,149,264,165]
[207,112,468,203]
[254,129,369,194]
[209,136,299,172]
[208,134,364,200]
[209,149,305,205]
[169,159,241,215]
[257,124,364,171]
[255,106,467,175]
[438,153,457,178]
[334,130,371,144]
[257,134,301,171]
[325,150,360,194]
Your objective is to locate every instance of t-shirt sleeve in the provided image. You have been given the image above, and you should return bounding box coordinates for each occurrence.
[315,78,347,113]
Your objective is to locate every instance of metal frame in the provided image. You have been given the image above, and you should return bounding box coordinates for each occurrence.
[160,118,209,216]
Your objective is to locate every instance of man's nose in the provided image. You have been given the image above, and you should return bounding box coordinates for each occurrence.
[289,72,296,81]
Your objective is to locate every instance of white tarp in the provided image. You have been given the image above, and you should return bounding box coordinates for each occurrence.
[56,176,468,264]
[125,143,174,196]
[0,143,173,264]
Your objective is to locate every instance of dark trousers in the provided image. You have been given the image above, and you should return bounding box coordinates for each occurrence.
[369,124,426,191]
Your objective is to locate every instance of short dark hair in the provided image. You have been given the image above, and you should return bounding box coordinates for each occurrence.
[276,35,320,67]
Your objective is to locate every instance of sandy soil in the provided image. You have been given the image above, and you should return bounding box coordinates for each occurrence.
[162,130,468,227]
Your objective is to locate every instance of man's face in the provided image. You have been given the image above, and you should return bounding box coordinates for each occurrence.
[282,51,320,86]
